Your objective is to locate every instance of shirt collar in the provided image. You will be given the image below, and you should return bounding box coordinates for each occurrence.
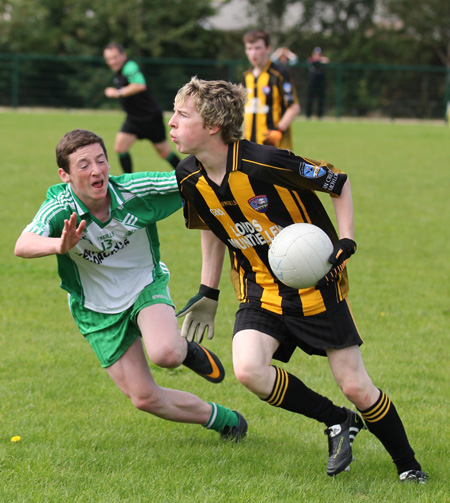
[68,180,124,216]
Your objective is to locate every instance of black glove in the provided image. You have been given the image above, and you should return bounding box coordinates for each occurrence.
[176,284,220,343]
[316,238,357,287]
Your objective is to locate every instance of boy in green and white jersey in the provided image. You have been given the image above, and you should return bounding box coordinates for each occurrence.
[14,129,247,442]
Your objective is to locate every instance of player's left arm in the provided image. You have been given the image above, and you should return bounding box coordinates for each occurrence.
[317,179,356,287]
[264,72,300,145]
[277,102,301,134]
[263,103,300,146]
[331,178,354,240]
[278,69,301,131]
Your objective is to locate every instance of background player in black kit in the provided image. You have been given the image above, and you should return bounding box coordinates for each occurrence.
[104,43,180,173]
[169,76,428,483]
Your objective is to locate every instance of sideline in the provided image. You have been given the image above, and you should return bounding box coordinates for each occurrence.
[0,107,446,126]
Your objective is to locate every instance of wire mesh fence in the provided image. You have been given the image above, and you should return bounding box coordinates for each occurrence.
[1,54,449,120]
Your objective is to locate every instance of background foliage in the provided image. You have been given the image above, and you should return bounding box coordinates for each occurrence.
[0,0,449,65]
[1,1,449,120]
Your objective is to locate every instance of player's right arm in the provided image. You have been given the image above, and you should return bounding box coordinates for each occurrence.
[105,82,146,98]
[200,229,226,289]
[175,230,226,342]
[14,212,86,258]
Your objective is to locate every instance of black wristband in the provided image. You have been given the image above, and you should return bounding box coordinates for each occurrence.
[199,284,220,301]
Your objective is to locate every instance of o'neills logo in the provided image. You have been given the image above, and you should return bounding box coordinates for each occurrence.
[248,195,268,213]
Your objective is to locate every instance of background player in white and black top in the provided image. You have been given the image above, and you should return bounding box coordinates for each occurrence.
[104,43,180,173]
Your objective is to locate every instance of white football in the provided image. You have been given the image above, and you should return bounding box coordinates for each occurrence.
[268,223,333,289]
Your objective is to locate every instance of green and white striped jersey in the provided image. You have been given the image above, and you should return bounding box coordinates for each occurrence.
[23,171,182,313]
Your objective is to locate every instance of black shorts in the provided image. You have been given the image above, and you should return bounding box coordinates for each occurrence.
[121,114,166,143]
[233,299,363,362]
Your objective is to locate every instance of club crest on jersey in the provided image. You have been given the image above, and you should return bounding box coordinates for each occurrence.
[248,195,268,213]
[283,82,292,93]
[299,161,326,178]
[262,86,271,95]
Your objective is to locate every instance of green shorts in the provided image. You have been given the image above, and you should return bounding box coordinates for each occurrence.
[69,272,174,368]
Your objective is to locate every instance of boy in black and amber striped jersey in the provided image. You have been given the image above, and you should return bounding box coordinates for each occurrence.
[243,29,300,150]
[169,77,427,483]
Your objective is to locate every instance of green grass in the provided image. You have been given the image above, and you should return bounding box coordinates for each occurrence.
[1,111,449,502]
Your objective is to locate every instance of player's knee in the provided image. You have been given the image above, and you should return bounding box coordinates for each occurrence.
[153,142,171,158]
[340,380,369,404]
[233,360,262,391]
[148,345,183,369]
[130,392,163,413]
[115,145,128,155]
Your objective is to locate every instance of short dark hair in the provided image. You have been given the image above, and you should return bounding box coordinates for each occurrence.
[243,29,270,47]
[56,129,108,173]
[104,42,125,53]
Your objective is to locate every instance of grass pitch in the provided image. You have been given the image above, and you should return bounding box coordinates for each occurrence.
[1,111,449,502]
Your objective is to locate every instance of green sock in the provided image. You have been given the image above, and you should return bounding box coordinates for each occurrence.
[118,152,132,173]
[203,403,238,432]
[166,151,180,169]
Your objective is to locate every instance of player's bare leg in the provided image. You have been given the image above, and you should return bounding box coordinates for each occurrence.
[153,140,180,168]
[138,304,224,383]
[327,345,427,482]
[232,330,279,397]
[106,321,246,439]
[106,337,211,423]
[327,345,379,409]
[233,329,363,475]
[138,304,187,368]
[114,131,136,154]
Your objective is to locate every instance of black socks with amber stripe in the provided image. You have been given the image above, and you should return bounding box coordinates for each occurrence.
[358,389,421,474]
[263,369,421,474]
[262,366,346,427]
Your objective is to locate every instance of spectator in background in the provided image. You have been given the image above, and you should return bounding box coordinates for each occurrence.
[271,46,298,67]
[306,47,329,120]
[104,43,180,173]
[243,30,300,150]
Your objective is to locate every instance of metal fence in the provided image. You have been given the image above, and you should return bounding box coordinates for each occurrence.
[1,54,449,120]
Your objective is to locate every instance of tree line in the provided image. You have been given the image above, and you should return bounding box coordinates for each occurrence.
[0,0,449,67]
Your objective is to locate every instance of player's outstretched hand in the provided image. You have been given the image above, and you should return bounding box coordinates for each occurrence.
[263,129,283,147]
[316,238,357,287]
[176,285,219,343]
[60,213,86,255]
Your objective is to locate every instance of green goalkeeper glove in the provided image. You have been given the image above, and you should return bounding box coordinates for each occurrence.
[316,238,357,287]
[176,284,220,343]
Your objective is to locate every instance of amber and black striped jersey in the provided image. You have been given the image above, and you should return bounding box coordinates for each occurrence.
[176,140,350,317]
[243,60,298,149]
